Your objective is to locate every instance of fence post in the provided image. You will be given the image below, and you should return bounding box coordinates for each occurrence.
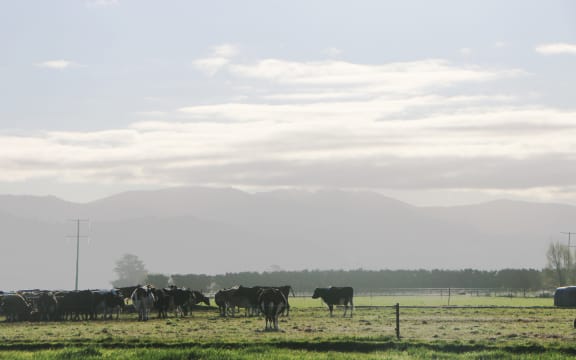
[395,303,400,339]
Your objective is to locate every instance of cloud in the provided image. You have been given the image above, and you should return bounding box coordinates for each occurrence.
[2,105,575,187]
[192,43,239,75]
[227,59,517,88]
[35,60,78,70]
[535,43,576,55]
[192,57,230,76]
[4,52,575,205]
[211,59,524,104]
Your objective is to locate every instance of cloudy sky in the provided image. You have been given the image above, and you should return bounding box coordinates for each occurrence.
[1,0,575,206]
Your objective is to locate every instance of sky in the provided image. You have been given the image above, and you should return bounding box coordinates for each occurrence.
[1,0,576,206]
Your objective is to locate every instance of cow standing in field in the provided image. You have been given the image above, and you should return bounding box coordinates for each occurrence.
[215,288,233,317]
[37,292,59,321]
[1,294,31,322]
[312,286,354,317]
[58,290,95,321]
[256,285,294,316]
[98,290,125,320]
[152,287,171,319]
[131,286,155,321]
[168,286,194,317]
[229,286,260,316]
[258,288,287,331]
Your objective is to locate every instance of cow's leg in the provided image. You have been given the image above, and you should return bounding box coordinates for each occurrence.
[350,298,353,317]
[329,304,334,317]
[350,299,353,317]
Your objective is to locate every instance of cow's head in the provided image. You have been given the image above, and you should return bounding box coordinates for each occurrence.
[196,292,210,306]
[312,288,321,299]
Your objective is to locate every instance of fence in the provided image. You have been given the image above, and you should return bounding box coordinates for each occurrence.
[295,287,554,298]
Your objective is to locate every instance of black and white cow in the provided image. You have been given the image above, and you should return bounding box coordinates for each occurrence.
[258,288,287,331]
[312,286,354,317]
[131,286,155,321]
[256,285,294,316]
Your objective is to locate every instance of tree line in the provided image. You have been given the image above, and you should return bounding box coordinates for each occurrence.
[113,251,571,294]
[142,268,547,294]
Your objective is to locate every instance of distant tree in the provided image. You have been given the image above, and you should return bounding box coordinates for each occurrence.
[146,273,170,288]
[111,253,148,288]
[545,241,573,287]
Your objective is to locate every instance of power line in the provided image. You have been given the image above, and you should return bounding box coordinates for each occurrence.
[68,219,90,291]
[561,232,576,249]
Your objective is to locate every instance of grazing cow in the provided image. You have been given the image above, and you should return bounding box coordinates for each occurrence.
[258,288,287,331]
[191,291,210,307]
[1,294,31,322]
[312,287,354,317]
[131,286,155,321]
[37,292,59,321]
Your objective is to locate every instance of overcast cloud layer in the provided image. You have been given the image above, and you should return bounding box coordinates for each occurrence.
[1,1,575,205]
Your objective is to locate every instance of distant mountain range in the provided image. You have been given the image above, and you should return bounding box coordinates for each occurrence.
[1,187,573,291]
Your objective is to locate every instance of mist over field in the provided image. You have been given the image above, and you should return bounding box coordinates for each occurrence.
[0,187,573,291]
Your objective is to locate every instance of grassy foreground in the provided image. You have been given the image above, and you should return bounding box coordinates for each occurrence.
[0,295,575,359]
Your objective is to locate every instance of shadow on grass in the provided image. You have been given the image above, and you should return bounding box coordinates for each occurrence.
[2,338,576,357]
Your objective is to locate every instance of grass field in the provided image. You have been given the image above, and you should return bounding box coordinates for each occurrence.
[1,295,575,359]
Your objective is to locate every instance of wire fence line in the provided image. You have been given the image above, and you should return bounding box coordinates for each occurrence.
[292,287,555,298]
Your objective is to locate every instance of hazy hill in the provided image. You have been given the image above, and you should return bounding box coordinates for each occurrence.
[0,187,572,290]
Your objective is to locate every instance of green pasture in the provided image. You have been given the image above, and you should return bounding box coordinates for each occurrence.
[305,294,554,307]
[0,295,574,359]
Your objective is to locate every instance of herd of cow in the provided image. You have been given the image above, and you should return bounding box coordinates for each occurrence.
[0,285,354,331]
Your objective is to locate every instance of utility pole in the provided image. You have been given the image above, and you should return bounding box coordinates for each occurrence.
[561,232,576,249]
[68,219,89,291]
